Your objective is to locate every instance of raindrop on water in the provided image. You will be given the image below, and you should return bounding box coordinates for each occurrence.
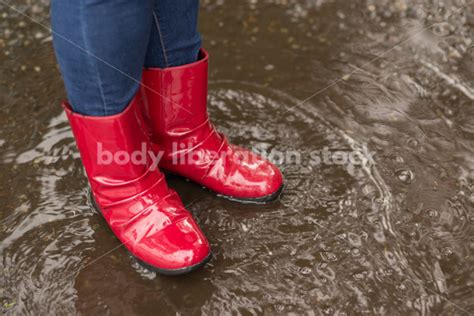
[351,248,361,257]
[275,304,285,312]
[264,64,275,71]
[300,267,312,275]
[337,233,347,240]
[397,283,407,291]
[393,155,405,163]
[407,138,419,148]
[323,252,338,262]
[441,247,453,256]
[426,208,439,218]
[395,169,415,184]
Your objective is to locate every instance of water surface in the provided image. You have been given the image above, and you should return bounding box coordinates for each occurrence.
[0,0,473,314]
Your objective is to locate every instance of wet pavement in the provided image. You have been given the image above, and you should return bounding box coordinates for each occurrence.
[1,0,473,314]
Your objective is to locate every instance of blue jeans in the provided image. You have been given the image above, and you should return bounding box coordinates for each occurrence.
[51,0,201,116]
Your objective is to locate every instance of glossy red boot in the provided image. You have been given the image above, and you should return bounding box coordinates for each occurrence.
[63,92,211,275]
[142,49,284,203]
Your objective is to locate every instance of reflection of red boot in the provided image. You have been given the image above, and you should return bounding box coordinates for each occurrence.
[63,92,211,275]
[142,49,284,203]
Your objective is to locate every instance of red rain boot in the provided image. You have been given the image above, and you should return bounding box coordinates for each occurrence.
[63,92,211,275]
[141,49,284,203]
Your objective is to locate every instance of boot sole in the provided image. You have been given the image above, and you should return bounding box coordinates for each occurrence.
[135,252,212,276]
[163,170,284,204]
[90,193,212,275]
[217,183,284,204]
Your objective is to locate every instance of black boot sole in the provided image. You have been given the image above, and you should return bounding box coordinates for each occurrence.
[135,252,212,276]
[163,171,284,204]
[217,183,284,204]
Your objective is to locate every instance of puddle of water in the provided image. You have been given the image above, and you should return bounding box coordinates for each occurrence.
[0,0,473,314]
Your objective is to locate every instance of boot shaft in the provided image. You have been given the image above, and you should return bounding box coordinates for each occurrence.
[63,93,163,205]
[141,49,210,142]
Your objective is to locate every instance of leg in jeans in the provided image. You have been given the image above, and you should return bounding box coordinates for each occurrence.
[51,0,154,116]
[51,0,201,116]
[145,0,201,68]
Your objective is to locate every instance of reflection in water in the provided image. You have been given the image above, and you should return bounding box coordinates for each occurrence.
[0,0,473,314]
